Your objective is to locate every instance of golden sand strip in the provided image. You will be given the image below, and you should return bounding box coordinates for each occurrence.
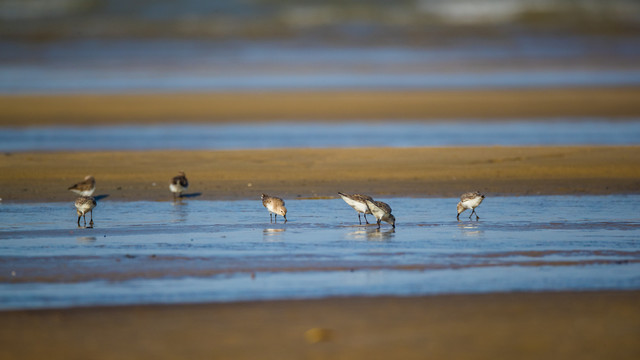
[1,146,638,202]
[2,87,640,126]
[0,291,638,359]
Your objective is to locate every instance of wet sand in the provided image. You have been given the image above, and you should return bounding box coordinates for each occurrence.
[1,146,638,202]
[1,291,638,360]
[2,87,640,126]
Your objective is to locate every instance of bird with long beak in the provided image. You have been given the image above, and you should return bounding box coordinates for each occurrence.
[261,193,287,223]
[170,171,189,198]
[457,191,485,220]
[75,196,96,228]
[338,192,374,225]
[365,199,396,229]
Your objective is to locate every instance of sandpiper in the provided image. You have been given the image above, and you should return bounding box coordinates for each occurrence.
[261,193,287,223]
[170,171,189,198]
[457,191,485,220]
[338,192,374,225]
[68,175,95,196]
[75,196,96,228]
[365,199,396,229]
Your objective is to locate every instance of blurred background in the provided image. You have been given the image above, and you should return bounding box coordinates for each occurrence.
[3,0,640,41]
[1,0,640,150]
[1,0,640,93]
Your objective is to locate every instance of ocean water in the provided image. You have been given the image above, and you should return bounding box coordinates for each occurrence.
[0,195,639,310]
[2,120,640,152]
[1,37,640,94]
[4,67,640,93]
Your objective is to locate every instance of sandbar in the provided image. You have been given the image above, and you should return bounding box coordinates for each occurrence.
[1,146,638,202]
[0,291,638,359]
[2,87,640,127]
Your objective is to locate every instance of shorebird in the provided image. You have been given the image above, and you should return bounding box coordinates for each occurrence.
[75,196,96,228]
[365,199,396,229]
[261,193,287,223]
[457,191,485,220]
[170,171,189,198]
[68,175,95,196]
[338,192,374,225]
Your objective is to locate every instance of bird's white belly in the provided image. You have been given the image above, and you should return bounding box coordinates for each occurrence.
[341,197,369,213]
[71,188,95,196]
[461,197,483,210]
[170,183,185,193]
[266,203,276,213]
[76,204,93,214]
[352,202,369,214]
[369,206,385,220]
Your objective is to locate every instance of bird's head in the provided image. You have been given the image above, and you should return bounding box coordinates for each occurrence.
[386,214,396,228]
[277,206,287,217]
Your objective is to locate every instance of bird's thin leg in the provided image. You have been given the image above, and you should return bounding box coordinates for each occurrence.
[475,210,480,220]
[270,213,273,223]
[377,220,381,229]
[457,213,460,221]
[469,209,475,220]
[89,210,94,227]
[364,214,369,224]
[358,213,362,225]
[284,215,287,224]
[83,213,87,227]
[274,214,278,223]
[77,215,82,227]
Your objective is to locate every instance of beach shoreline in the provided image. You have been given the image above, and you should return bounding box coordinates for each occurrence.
[1,290,638,359]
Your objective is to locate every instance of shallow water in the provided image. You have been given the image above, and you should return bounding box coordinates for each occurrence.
[4,67,640,93]
[2,120,639,152]
[0,195,639,310]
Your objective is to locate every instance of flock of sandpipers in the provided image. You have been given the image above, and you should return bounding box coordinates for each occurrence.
[69,172,485,229]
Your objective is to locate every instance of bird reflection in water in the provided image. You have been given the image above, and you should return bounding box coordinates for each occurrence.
[263,228,286,242]
[457,221,484,237]
[347,227,395,241]
[171,198,188,223]
[76,236,97,244]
